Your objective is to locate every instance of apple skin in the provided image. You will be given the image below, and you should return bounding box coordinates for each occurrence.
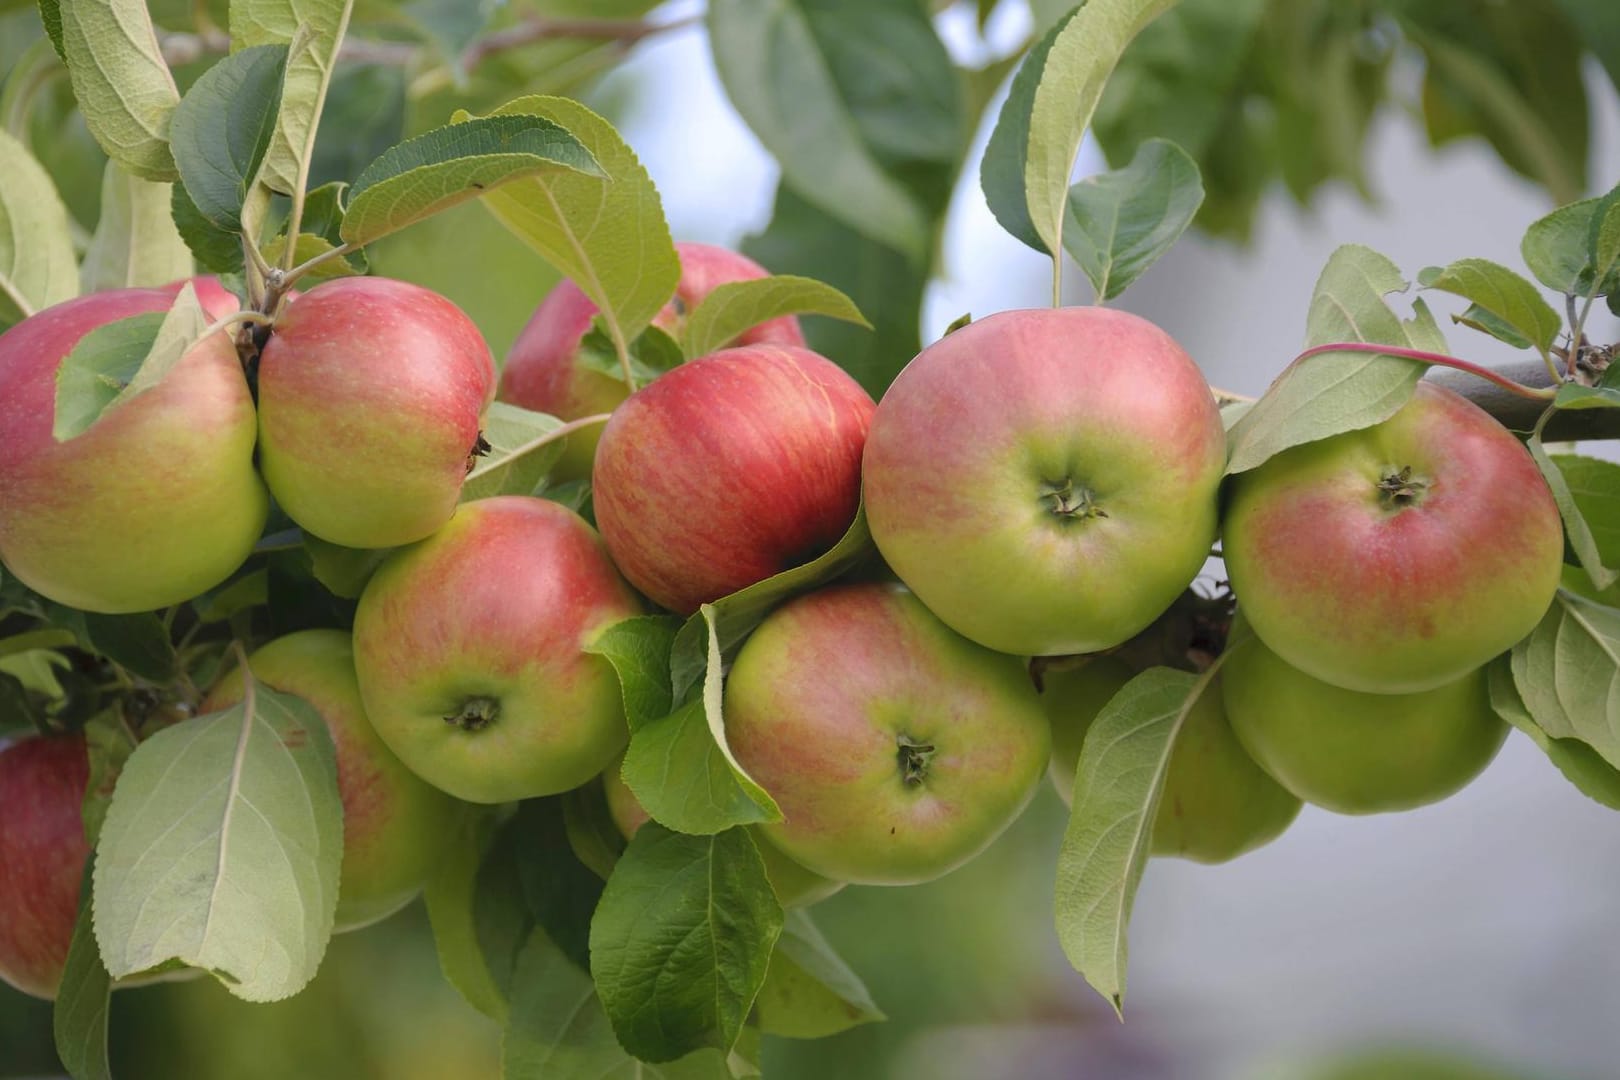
[1222,382,1563,694]
[598,756,844,907]
[592,346,875,614]
[0,289,267,613]
[256,277,497,549]
[723,583,1050,887]
[1042,657,1300,863]
[352,496,642,804]
[1221,615,1508,814]
[201,630,463,930]
[0,734,89,1000]
[500,242,806,480]
[862,307,1226,657]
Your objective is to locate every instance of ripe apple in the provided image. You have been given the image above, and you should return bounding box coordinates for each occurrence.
[0,734,89,1000]
[352,496,641,803]
[500,242,806,480]
[201,630,463,930]
[0,289,267,613]
[598,755,844,907]
[592,345,875,614]
[723,583,1050,886]
[1221,615,1508,814]
[256,277,497,549]
[1222,382,1563,694]
[862,307,1226,657]
[1042,656,1300,863]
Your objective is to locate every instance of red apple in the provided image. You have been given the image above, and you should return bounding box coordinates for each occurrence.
[500,242,805,479]
[592,345,875,614]
[201,630,464,930]
[352,496,641,803]
[862,307,1226,657]
[723,583,1050,886]
[256,277,497,549]
[160,276,299,321]
[0,289,267,613]
[1222,382,1564,694]
[0,733,89,1000]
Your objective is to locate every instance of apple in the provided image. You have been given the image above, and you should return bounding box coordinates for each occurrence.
[500,242,806,480]
[201,630,464,930]
[1221,615,1508,814]
[1223,382,1564,694]
[598,755,844,907]
[862,307,1226,657]
[592,345,875,614]
[1042,656,1299,863]
[161,276,299,321]
[0,733,89,1000]
[0,289,267,613]
[723,583,1050,886]
[256,277,497,550]
[352,496,641,803]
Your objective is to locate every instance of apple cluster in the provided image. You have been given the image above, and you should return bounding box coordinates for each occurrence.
[0,241,1566,1004]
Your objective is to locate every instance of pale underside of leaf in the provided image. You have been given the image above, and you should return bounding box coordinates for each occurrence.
[231,0,355,195]
[58,0,180,180]
[0,128,79,323]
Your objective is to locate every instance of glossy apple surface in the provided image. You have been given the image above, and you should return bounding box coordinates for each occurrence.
[862,307,1226,656]
[0,734,89,1000]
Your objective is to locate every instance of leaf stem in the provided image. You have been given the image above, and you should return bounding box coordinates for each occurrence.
[283,241,362,288]
[1292,342,1557,401]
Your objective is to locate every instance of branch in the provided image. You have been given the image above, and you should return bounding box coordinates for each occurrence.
[1429,360,1618,441]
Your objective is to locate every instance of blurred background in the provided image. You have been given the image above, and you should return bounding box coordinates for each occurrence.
[3,0,1619,1077]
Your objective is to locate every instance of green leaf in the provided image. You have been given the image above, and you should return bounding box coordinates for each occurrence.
[168,44,290,232]
[0,127,78,326]
[1509,592,1620,771]
[1225,245,1441,475]
[1062,137,1204,302]
[53,283,211,441]
[79,163,194,293]
[681,276,869,361]
[562,781,627,882]
[92,673,342,1002]
[583,615,680,732]
[707,0,949,263]
[190,570,269,624]
[470,95,679,362]
[1531,447,1619,592]
[1521,182,1620,296]
[264,181,367,278]
[1555,364,1620,411]
[982,8,1077,254]
[460,401,565,502]
[1487,657,1620,810]
[80,613,176,683]
[1417,258,1561,355]
[341,114,603,248]
[82,711,135,844]
[55,0,180,180]
[230,0,355,196]
[423,811,509,1022]
[1451,302,1533,350]
[1054,665,1202,1014]
[575,322,683,389]
[755,908,884,1039]
[39,0,65,58]
[171,181,245,275]
[53,870,111,1080]
[302,535,391,600]
[590,825,784,1063]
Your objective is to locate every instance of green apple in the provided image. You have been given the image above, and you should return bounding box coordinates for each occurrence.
[1221,616,1509,814]
[724,583,1050,886]
[598,756,843,907]
[1043,656,1300,863]
[202,630,463,930]
[352,497,641,803]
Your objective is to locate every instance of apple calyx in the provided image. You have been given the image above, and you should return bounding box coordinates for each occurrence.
[1041,478,1108,522]
[1376,465,1430,510]
[444,695,501,732]
[464,432,492,475]
[896,734,936,786]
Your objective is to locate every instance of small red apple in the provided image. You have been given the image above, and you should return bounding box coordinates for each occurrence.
[500,242,805,479]
[0,733,89,1000]
[592,345,875,614]
[256,277,497,549]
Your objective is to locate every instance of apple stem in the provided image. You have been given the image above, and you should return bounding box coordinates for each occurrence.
[1292,343,1558,401]
[896,734,936,786]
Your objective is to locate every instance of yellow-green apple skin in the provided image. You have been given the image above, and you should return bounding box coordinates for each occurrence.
[256,277,497,549]
[1221,616,1509,814]
[352,497,641,803]
[862,307,1226,657]
[1222,382,1563,694]
[499,242,806,480]
[598,756,843,907]
[723,583,1050,886]
[202,630,463,930]
[0,289,267,613]
[1043,657,1299,863]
